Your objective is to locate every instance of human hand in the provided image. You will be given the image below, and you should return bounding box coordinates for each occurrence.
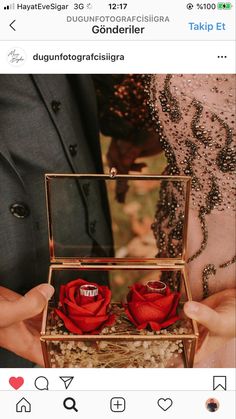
[107,138,146,176]
[107,134,162,174]
[0,284,54,366]
[107,134,162,202]
[184,289,236,364]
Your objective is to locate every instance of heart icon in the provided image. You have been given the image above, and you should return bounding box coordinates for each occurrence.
[9,377,24,390]
[157,398,173,411]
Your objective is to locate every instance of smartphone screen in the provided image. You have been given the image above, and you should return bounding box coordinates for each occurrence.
[0,1,235,418]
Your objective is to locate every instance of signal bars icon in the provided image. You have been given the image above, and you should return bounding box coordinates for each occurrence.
[4,3,15,10]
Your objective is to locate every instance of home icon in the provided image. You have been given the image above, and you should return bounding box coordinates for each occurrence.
[16,398,31,413]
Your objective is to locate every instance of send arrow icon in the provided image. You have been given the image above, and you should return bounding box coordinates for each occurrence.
[59,376,74,390]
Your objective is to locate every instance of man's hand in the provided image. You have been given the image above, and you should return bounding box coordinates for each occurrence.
[0,284,54,366]
[184,289,236,364]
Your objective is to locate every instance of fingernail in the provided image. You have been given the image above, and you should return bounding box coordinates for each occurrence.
[185,301,200,314]
[37,284,54,300]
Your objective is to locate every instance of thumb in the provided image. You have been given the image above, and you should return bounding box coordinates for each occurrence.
[0,284,54,328]
[184,301,223,335]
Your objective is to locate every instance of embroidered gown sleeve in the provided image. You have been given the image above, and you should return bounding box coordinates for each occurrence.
[149,74,236,298]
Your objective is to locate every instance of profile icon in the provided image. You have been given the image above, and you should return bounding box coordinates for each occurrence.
[206,398,220,412]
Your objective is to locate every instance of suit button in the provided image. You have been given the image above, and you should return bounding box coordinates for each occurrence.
[89,220,97,234]
[51,100,61,113]
[10,203,30,219]
[69,144,78,157]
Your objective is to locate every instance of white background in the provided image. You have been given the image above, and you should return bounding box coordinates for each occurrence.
[0,369,235,418]
[0,0,235,72]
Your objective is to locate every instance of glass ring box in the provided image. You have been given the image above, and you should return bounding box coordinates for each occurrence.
[41,171,199,368]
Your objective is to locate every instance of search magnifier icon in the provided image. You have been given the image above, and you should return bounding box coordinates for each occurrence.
[63,397,78,412]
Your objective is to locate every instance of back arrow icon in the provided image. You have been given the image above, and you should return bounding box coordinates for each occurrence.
[10,20,16,31]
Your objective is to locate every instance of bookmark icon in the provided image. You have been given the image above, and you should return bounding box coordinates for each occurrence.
[59,376,74,390]
[213,376,227,391]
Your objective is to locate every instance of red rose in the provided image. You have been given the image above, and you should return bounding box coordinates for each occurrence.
[55,279,115,334]
[124,283,180,331]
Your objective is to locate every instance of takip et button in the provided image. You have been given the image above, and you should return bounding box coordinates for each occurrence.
[10,203,30,218]
[188,22,226,31]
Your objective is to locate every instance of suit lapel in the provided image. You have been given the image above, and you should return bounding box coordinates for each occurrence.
[68,75,103,173]
[31,74,80,174]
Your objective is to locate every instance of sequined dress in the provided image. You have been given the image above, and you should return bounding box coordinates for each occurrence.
[148,74,235,303]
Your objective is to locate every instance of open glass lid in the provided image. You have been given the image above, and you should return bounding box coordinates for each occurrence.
[45,170,191,264]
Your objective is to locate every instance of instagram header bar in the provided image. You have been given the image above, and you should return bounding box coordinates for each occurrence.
[0,0,235,41]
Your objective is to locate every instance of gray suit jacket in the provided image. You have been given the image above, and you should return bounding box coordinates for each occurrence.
[0,74,113,367]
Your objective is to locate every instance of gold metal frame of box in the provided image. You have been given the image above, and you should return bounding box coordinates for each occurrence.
[44,173,191,264]
[41,172,198,368]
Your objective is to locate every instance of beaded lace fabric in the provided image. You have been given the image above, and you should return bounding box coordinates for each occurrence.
[95,74,235,299]
[148,74,236,298]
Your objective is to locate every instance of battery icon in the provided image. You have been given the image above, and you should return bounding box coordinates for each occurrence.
[217,2,232,9]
